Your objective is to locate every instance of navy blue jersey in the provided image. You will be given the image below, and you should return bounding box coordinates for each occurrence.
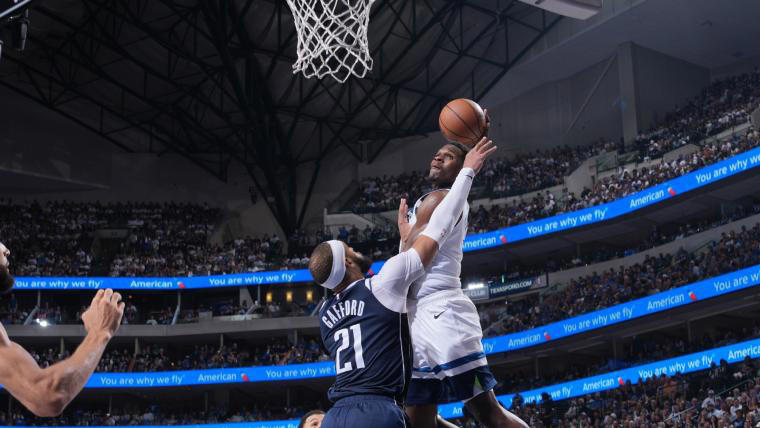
[320,279,411,402]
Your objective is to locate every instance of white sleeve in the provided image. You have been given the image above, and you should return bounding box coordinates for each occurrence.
[369,248,425,313]
[421,167,475,244]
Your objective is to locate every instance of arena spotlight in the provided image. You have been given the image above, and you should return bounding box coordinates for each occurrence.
[36,318,49,327]
[466,282,484,290]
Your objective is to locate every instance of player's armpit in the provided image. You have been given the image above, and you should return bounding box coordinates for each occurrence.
[400,190,448,253]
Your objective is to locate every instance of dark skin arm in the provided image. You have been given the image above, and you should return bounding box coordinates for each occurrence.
[398,190,451,253]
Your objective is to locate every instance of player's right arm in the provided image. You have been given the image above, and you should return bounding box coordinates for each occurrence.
[0,289,124,417]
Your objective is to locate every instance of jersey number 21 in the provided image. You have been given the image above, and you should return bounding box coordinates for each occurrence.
[334,324,366,374]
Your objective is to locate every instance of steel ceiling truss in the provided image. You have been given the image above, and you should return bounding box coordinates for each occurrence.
[0,0,561,234]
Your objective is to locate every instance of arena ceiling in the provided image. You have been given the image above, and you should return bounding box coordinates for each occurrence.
[0,0,562,233]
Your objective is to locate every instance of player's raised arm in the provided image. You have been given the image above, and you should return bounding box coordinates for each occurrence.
[0,289,124,417]
[409,137,496,267]
[371,139,495,312]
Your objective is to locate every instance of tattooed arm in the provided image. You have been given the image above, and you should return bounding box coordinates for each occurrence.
[0,289,124,416]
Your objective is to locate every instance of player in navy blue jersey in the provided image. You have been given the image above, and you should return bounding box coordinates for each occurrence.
[309,139,497,428]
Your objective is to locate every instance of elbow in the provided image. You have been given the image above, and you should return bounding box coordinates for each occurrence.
[27,377,69,417]
[27,396,66,418]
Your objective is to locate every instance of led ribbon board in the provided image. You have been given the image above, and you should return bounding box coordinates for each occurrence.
[438,336,760,418]
[481,263,760,354]
[14,147,760,290]
[14,337,760,427]
[5,263,756,391]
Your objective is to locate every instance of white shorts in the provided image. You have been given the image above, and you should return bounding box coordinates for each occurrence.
[407,288,488,380]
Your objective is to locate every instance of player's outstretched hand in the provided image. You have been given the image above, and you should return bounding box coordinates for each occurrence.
[397,198,412,244]
[81,289,125,340]
[463,137,497,175]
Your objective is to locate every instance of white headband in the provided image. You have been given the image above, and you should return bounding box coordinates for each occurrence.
[320,240,346,290]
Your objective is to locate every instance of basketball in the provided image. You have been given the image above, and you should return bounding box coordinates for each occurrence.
[438,98,487,147]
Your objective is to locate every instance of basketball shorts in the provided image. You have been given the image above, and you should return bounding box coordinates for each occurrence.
[322,395,409,428]
[405,288,497,405]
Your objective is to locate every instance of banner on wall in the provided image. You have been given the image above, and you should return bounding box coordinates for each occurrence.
[438,336,760,418]
[12,337,760,428]
[461,146,760,251]
[481,263,760,355]
[462,286,489,301]
[12,147,760,291]
[85,361,336,388]
[5,263,756,393]
[12,262,386,291]
[489,274,547,298]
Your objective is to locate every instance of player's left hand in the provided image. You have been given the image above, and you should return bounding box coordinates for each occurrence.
[464,137,497,174]
[397,198,412,244]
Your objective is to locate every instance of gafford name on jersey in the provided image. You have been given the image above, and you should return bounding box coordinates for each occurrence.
[321,299,366,328]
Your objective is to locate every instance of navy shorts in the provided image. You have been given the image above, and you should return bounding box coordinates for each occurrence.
[322,394,408,428]
[406,365,497,406]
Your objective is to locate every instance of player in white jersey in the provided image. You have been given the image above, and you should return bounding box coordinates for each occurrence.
[400,133,527,427]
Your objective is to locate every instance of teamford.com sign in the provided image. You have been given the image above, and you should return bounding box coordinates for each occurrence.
[489,275,547,298]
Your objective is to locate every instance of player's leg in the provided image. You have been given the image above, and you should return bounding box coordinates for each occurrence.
[436,414,460,428]
[405,296,444,428]
[405,290,491,428]
[405,404,438,428]
[324,396,408,428]
[464,390,528,428]
[407,290,528,428]
[320,406,341,427]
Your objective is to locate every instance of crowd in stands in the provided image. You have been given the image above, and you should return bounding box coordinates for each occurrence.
[494,356,760,427]
[0,72,756,283]
[481,221,760,337]
[16,328,760,427]
[288,223,401,264]
[351,142,613,214]
[29,337,329,374]
[0,197,402,279]
[2,402,315,426]
[495,322,760,395]
[468,128,760,234]
[178,296,319,322]
[346,72,760,244]
[485,200,760,292]
[635,70,760,160]
[0,200,223,277]
[107,203,223,276]
[25,317,757,396]
[0,199,96,276]
[3,202,759,330]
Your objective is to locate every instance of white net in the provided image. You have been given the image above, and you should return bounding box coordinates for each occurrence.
[286,0,376,83]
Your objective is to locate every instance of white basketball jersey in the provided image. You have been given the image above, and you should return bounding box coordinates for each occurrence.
[406,189,469,300]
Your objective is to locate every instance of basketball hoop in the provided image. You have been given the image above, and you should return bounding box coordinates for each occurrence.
[286,0,376,83]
